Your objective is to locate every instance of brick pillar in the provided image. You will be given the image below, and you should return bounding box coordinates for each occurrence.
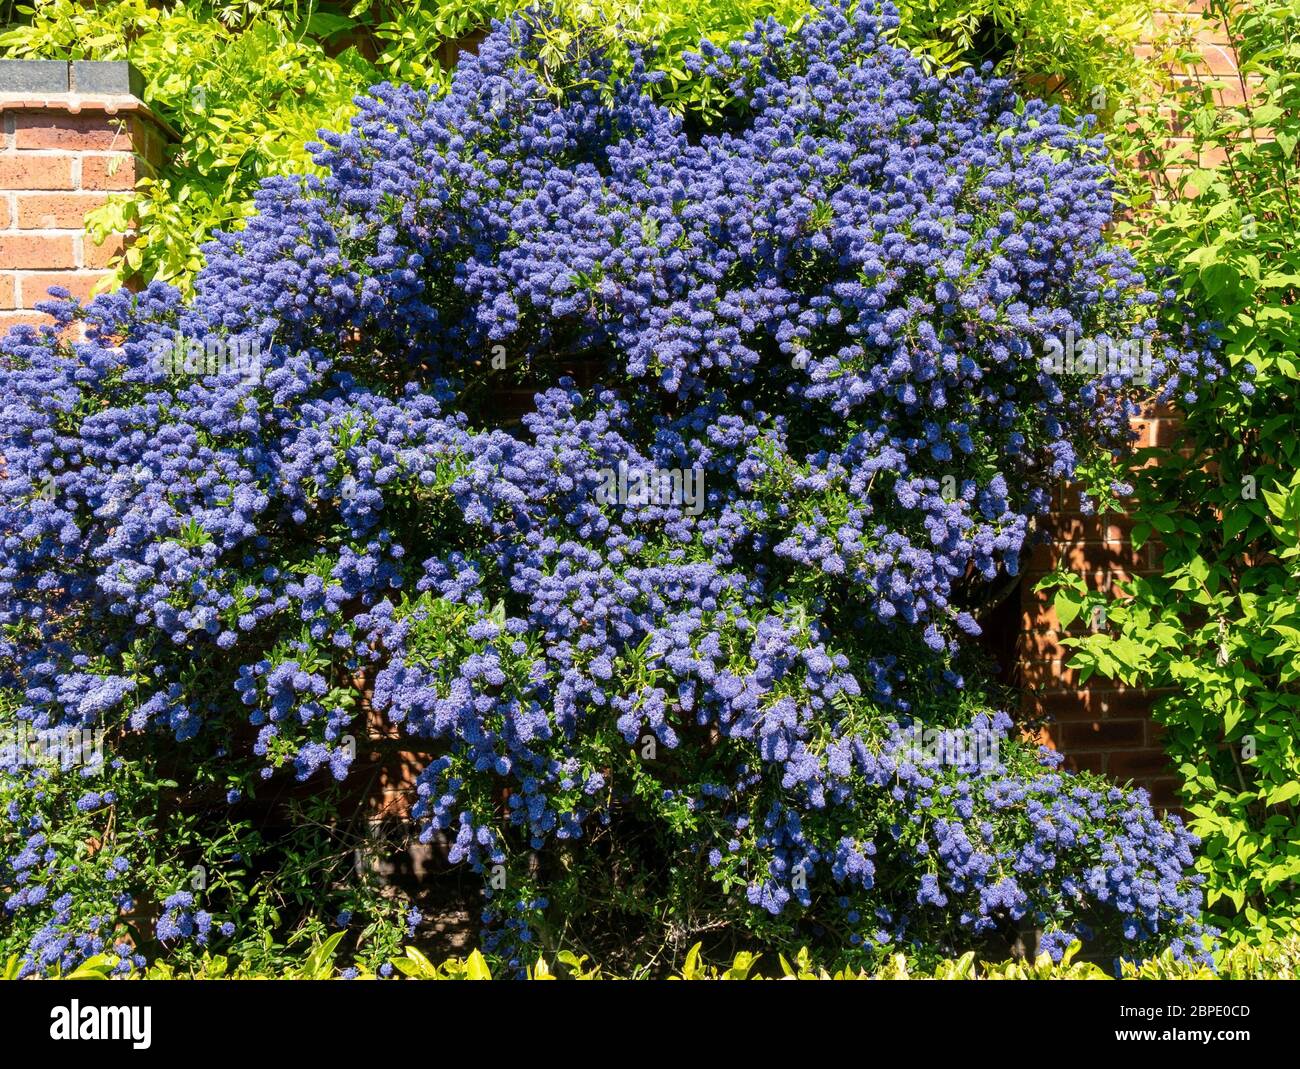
[0,60,170,331]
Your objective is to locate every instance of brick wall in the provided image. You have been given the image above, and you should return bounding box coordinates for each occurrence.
[0,60,169,333]
[1017,2,1247,810]
[1019,414,1184,810]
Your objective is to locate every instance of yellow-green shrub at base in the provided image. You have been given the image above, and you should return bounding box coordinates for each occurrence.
[13,935,1299,980]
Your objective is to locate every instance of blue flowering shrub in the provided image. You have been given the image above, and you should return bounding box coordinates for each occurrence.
[1,2,1220,976]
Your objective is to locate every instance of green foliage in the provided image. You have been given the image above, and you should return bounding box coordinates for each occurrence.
[1120,933,1300,979]
[893,0,1157,108]
[0,1,372,290]
[27,933,1300,979]
[361,0,814,116]
[1040,0,1300,943]
[0,0,1163,292]
[0,692,414,976]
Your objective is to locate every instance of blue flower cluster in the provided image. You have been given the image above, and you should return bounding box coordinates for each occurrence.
[156,892,213,944]
[1,1,1216,971]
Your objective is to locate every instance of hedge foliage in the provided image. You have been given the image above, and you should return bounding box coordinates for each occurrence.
[0,0,1166,291]
[22,934,1300,980]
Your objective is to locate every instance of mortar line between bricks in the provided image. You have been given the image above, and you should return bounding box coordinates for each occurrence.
[3,227,99,235]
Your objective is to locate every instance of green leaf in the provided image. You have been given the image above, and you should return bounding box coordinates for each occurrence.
[1223,506,1255,541]
[1267,781,1300,806]
[1053,588,1083,630]
[464,949,492,980]
[66,953,116,979]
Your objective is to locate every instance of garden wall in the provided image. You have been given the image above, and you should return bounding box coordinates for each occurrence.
[0,60,169,333]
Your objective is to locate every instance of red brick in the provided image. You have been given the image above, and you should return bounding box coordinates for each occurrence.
[17,192,108,230]
[1023,693,1096,724]
[1021,629,1067,660]
[1026,689,1114,723]
[1022,561,1141,592]
[1196,43,1243,77]
[0,234,76,270]
[1021,659,1086,690]
[133,118,169,169]
[81,153,141,191]
[84,233,126,269]
[0,196,9,230]
[1060,751,1105,775]
[1058,719,1147,751]
[0,310,57,332]
[1043,516,1136,544]
[0,154,76,191]
[0,274,14,310]
[1146,720,1177,750]
[1030,539,1132,573]
[1051,688,1162,718]
[1144,779,1185,811]
[1107,748,1176,780]
[13,113,127,152]
[1150,417,1184,447]
[17,271,112,308]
